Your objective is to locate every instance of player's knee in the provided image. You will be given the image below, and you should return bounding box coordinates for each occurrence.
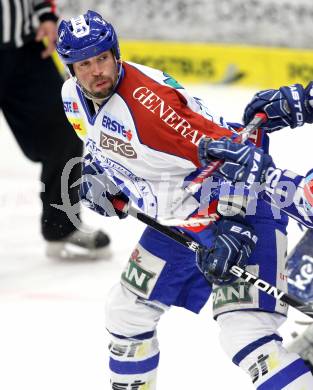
[217,311,285,359]
[106,284,162,387]
[109,332,160,371]
[218,311,313,388]
[105,283,166,337]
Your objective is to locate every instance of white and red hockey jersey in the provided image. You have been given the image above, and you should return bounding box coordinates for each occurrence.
[61,61,242,220]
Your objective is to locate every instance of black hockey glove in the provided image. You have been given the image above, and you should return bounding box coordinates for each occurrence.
[243,83,313,132]
[196,218,258,285]
[80,156,129,219]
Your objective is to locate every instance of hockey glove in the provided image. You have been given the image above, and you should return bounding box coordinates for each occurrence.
[196,218,258,285]
[198,137,274,187]
[243,83,313,132]
[80,156,129,219]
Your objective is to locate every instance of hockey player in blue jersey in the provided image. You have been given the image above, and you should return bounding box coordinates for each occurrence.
[201,83,313,292]
[201,82,313,372]
[56,11,313,389]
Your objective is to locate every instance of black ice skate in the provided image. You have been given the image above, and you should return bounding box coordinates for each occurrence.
[46,227,111,260]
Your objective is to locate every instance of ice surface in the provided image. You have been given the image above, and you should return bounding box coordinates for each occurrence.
[0,85,311,389]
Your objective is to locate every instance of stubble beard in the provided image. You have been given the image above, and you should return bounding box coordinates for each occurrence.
[91,83,114,99]
[76,66,119,100]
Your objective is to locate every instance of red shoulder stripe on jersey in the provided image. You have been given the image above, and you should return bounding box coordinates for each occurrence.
[118,63,232,167]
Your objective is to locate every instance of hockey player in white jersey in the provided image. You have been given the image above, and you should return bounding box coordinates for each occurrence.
[56,11,313,389]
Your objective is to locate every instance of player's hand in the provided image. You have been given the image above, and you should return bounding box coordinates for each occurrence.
[36,20,57,59]
[243,83,313,132]
[80,156,129,219]
[196,218,257,285]
[198,137,274,186]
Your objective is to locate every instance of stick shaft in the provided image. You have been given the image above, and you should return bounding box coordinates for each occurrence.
[112,112,313,318]
[120,203,313,319]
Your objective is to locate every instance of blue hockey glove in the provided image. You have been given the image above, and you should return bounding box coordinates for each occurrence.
[196,218,258,285]
[80,156,129,219]
[243,83,313,132]
[198,137,274,186]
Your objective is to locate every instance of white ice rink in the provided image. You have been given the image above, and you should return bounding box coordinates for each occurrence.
[1,85,312,390]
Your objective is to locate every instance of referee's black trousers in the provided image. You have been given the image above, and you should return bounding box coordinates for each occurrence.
[0,41,83,241]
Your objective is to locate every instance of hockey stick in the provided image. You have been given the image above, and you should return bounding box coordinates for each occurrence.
[144,113,267,228]
[113,199,313,319]
[42,37,68,80]
[157,215,218,227]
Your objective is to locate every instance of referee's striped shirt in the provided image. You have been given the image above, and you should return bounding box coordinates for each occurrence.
[0,0,57,49]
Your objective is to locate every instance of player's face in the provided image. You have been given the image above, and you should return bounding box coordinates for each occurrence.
[73,50,119,99]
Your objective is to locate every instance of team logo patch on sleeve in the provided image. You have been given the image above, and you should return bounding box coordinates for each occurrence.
[63,98,80,115]
[68,117,87,137]
[63,98,86,137]
[121,245,166,299]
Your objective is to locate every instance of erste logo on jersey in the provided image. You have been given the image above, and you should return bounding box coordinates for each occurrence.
[63,99,80,115]
[102,113,132,141]
[63,98,86,137]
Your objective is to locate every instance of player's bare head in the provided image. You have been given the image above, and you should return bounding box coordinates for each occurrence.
[56,10,121,99]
